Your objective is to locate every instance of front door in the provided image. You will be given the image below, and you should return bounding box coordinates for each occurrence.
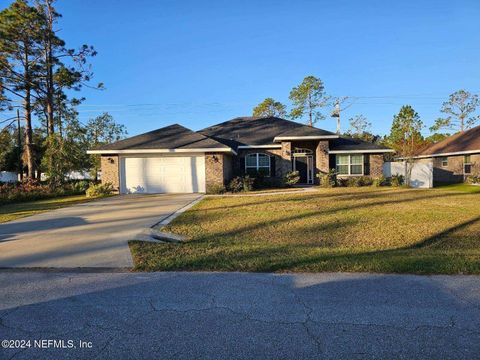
[293,156,313,184]
[295,157,308,183]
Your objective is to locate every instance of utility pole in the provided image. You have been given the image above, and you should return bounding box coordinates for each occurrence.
[331,102,341,134]
[331,97,356,134]
[16,109,23,180]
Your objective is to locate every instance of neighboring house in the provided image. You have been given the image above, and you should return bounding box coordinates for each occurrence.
[412,124,480,184]
[87,116,393,194]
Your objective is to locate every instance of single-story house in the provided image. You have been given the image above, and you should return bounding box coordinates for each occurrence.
[412,124,480,184]
[87,116,394,193]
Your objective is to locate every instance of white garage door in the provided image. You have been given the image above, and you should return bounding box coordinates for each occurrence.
[120,155,206,194]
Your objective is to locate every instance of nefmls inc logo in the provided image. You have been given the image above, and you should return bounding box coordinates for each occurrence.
[34,340,75,349]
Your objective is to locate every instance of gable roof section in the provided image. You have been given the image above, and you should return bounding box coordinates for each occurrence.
[88,124,233,154]
[329,137,394,153]
[416,125,480,157]
[199,116,337,149]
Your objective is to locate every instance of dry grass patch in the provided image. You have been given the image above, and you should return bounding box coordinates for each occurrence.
[130,187,480,274]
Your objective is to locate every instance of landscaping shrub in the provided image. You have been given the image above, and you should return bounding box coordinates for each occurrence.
[346,177,360,187]
[70,180,91,193]
[390,174,405,187]
[228,176,255,193]
[206,183,226,194]
[251,169,273,189]
[86,183,114,198]
[465,175,480,185]
[372,176,390,187]
[336,178,348,187]
[283,171,300,187]
[343,176,373,187]
[228,177,244,193]
[318,169,337,188]
[0,179,95,204]
[242,175,255,192]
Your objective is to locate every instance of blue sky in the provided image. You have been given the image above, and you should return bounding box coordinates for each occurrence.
[3,0,480,136]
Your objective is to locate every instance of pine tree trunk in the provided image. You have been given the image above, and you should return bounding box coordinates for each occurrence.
[24,87,35,178]
[45,4,55,136]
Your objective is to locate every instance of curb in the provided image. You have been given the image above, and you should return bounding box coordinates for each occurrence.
[154,195,204,227]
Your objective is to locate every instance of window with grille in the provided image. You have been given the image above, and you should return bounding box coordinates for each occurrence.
[245,153,270,176]
[336,154,364,175]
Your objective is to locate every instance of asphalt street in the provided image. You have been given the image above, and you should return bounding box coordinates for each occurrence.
[1,271,479,359]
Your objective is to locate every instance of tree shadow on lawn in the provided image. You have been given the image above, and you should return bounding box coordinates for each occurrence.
[176,191,474,246]
[149,193,480,274]
[192,188,462,215]
[147,215,480,273]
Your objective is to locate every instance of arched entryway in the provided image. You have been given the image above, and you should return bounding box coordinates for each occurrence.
[292,148,314,184]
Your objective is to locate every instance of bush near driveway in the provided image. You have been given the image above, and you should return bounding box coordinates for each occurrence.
[130,187,480,274]
[85,182,114,197]
[0,179,92,205]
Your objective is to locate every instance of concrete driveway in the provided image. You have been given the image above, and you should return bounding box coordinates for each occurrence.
[0,194,201,268]
[1,271,480,359]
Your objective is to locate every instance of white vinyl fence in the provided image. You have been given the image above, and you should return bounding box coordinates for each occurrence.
[0,171,18,183]
[383,161,433,188]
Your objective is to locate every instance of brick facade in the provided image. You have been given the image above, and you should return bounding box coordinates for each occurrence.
[432,153,480,183]
[315,140,330,175]
[100,155,120,191]
[205,152,236,191]
[369,154,384,179]
[472,154,480,175]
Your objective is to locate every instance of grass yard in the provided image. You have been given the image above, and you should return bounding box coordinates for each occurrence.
[434,183,480,193]
[130,187,480,274]
[0,195,91,223]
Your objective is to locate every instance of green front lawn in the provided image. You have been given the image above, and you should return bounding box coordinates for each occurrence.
[434,183,480,193]
[130,187,480,274]
[0,195,91,223]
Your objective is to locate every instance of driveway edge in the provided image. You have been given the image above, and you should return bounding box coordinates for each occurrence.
[153,195,204,228]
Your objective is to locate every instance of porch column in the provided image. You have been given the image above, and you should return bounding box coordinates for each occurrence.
[370,154,384,179]
[315,140,330,175]
[280,141,292,178]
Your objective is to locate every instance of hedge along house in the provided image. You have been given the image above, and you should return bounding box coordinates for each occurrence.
[87,117,394,194]
[411,124,480,184]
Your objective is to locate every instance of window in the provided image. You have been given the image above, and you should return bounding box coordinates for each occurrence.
[350,155,363,175]
[441,157,448,167]
[245,153,270,176]
[464,155,472,174]
[336,154,364,176]
[336,155,349,175]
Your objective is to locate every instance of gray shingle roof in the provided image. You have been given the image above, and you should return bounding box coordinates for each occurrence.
[329,137,392,151]
[94,124,230,151]
[199,116,337,149]
[92,117,392,154]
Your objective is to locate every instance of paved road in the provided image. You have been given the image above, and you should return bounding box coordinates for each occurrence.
[1,271,479,359]
[0,194,201,268]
